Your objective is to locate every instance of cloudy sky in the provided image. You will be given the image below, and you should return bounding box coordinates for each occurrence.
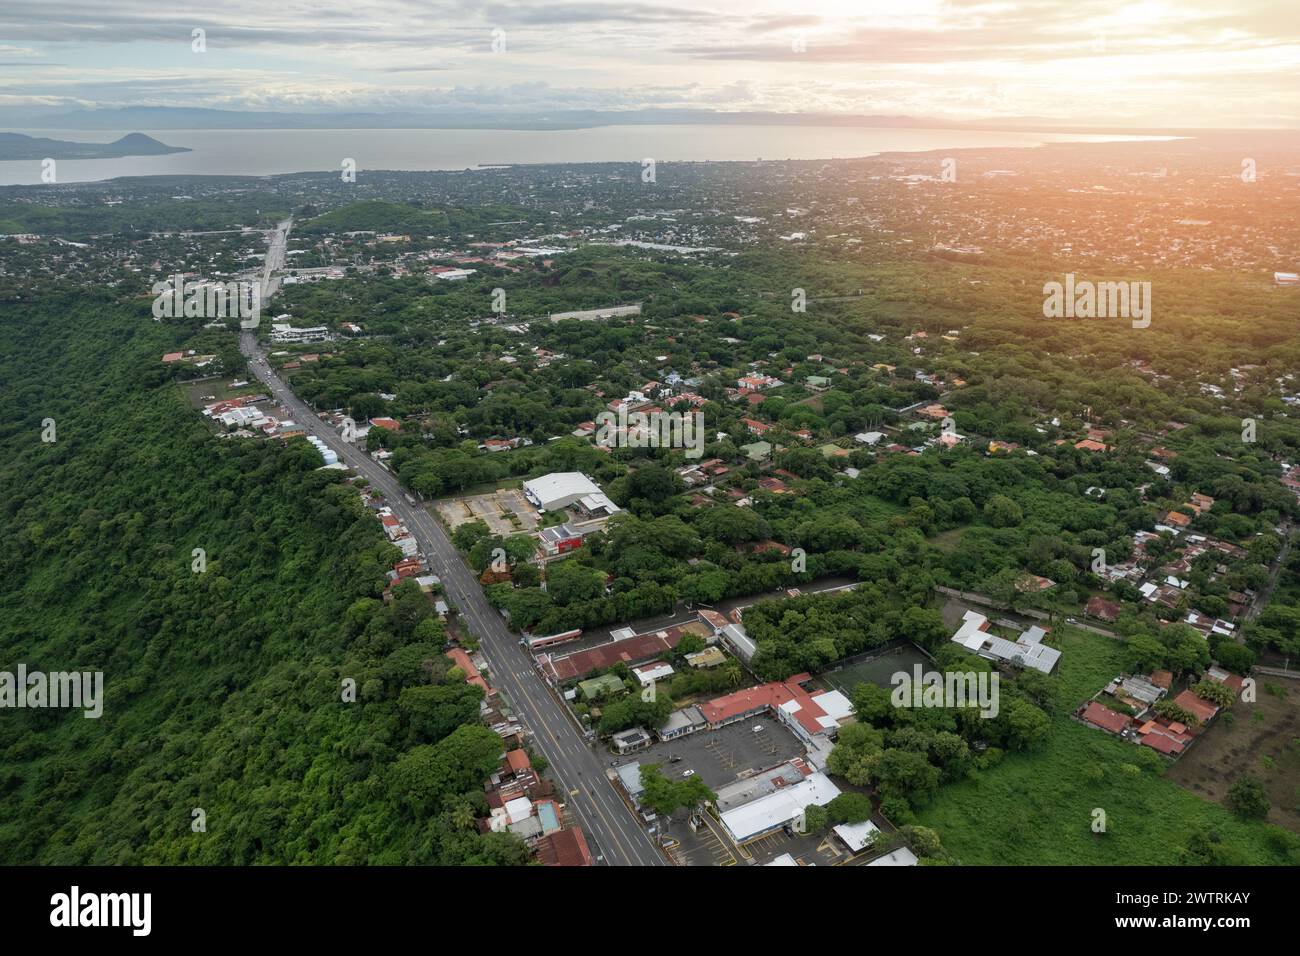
[0,0,1296,126]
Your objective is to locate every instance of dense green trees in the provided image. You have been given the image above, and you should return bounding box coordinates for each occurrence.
[0,295,520,864]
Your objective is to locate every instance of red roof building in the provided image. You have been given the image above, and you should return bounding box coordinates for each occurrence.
[504,749,532,775]
[1173,689,1218,725]
[698,675,850,739]
[1084,596,1122,622]
[446,647,491,695]
[1081,701,1130,735]
[1139,729,1185,755]
[536,827,593,866]
[540,624,701,683]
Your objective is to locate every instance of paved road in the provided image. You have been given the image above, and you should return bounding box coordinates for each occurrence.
[257,218,293,305]
[238,330,664,867]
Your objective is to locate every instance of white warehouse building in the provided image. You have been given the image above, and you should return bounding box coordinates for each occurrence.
[523,472,616,513]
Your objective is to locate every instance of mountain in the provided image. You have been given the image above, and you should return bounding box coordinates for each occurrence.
[0,131,191,160]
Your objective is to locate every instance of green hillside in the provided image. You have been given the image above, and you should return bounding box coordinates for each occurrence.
[0,291,524,865]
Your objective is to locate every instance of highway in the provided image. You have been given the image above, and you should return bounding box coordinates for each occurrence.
[238,329,664,867]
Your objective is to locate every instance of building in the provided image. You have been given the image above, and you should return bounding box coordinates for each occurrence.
[1080,701,1130,735]
[719,771,840,844]
[685,647,727,669]
[833,820,883,854]
[535,827,593,866]
[657,705,707,741]
[710,621,752,663]
[269,325,331,344]
[446,647,491,695]
[698,676,854,747]
[611,727,652,754]
[950,610,1061,674]
[632,661,675,686]
[1084,596,1122,622]
[539,621,707,683]
[1173,689,1219,724]
[538,522,588,557]
[576,673,626,701]
[523,472,605,512]
[866,847,919,866]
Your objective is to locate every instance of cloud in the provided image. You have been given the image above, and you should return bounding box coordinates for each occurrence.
[0,0,1293,126]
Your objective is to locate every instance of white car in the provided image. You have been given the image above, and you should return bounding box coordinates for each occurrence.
[681,769,695,777]
[752,724,765,733]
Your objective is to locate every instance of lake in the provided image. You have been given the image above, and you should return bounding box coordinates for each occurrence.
[0,125,1173,185]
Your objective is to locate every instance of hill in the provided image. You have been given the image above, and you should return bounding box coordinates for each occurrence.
[0,132,191,160]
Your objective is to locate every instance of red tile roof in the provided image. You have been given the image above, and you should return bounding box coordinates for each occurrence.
[446,647,491,694]
[542,626,691,682]
[1173,689,1218,724]
[1085,596,1121,622]
[1081,701,1130,734]
[504,749,532,774]
[699,677,843,738]
[1139,731,1184,755]
[536,827,593,866]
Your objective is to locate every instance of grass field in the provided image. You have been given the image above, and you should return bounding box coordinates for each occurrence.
[822,645,932,695]
[914,627,1300,864]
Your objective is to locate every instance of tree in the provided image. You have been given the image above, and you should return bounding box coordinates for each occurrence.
[1227,775,1270,820]
[983,494,1024,528]
[639,763,716,816]
[826,723,885,787]
[802,803,830,833]
[827,791,874,825]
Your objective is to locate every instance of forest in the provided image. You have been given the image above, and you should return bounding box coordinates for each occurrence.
[0,290,526,864]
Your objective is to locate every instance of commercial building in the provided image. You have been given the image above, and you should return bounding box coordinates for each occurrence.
[697,675,854,747]
[719,771,840,844]
[523,472,614,513]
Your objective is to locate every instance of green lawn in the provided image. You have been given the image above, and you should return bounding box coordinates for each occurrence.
[915,627,1300,864]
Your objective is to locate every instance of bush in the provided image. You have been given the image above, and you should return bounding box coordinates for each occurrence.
[1227,774,1270,820]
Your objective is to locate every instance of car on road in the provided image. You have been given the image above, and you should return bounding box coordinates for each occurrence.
[681,769,695,777]
[752,724,765,733]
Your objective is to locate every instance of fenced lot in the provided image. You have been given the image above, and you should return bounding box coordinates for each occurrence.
[821,644,932,697]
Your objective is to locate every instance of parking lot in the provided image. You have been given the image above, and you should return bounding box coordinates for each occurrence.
[660,813,738,867]
[436,487,539,536]
[626,718,805,792]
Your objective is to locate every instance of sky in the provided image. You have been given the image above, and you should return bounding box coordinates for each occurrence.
[0,0,1296,127]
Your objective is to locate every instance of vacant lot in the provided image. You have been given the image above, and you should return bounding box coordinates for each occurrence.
[180,377,265,409]
[915,627,1299,864]
[436,487,538,535]
[1167,680,1300,834]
